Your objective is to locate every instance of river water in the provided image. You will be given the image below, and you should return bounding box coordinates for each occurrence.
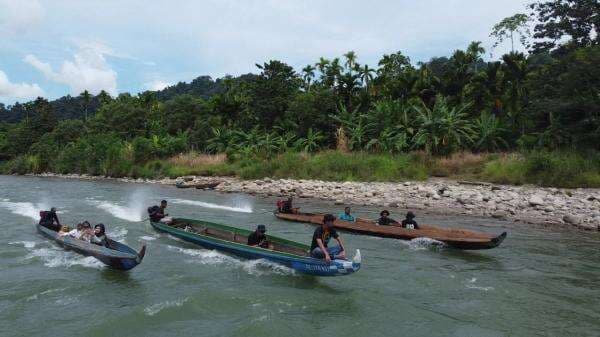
[0,175,599,337]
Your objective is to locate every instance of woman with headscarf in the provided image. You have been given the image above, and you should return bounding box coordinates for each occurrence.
[90,223,110,248]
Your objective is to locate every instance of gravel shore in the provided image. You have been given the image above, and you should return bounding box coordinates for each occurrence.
[27,173,600,231]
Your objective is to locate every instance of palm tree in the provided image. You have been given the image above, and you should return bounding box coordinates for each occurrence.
[502,52,529,135]
[97,90,112,105]
[315,57,330,83]
[466,41,485,72]
[358,64,375,92]
[412,95,475,155]
[301,65,316,91]
[343,51,357,71]
[80,90,91,120]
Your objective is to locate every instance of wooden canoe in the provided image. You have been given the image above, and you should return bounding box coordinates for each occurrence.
[150,218,361,276]
[36,224,145,270]
[274,211,507,250]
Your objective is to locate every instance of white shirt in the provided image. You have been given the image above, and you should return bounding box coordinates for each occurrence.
[66,229,82,239]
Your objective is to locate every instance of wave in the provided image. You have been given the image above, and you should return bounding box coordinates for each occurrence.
[96,202,143,222]
[171,198,252,213]
[9,241,37,249]
[0,201,49,220]
[144,298,189,316]
[465,277,494,292]
[165,245,295,276]
[25,246,104,269]
[399,237,447,251]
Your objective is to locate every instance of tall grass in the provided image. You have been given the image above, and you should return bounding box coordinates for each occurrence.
[3,149,599,188]
[483,151,600,188]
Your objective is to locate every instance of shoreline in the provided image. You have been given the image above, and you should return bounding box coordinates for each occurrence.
[18,172,600,231]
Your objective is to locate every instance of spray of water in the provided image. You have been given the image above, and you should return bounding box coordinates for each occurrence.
[0,201,50,220]
[165,245,295,276]
[91,189,150,222]
[171,198,253,213]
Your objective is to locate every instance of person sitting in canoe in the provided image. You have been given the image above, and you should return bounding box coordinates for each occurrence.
[90,223,110,248]
[338,206,356,222]
[59,222,85,239]
[311,214,346,263]
[39,207,61,231]
[377,210,399,226]
[247,224,273,249]
[401,211,420,229]
[148,200,168,222]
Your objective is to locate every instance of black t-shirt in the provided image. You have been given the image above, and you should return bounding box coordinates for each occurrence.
[401,219,419,229]
[310,226,339,251]
[377,217,398,226]
[247,231,268,248]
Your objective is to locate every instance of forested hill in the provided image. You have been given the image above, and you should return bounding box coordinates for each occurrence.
[0,74,249,123]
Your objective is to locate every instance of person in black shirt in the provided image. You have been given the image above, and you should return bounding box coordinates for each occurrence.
[377,210,398,226]
[401,211,420,229]
[247,224,272,249]
[310,214,346,262]
[148,200,168,222]
[39,207,61,231]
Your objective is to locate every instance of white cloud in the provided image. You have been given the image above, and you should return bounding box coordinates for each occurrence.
[144,80,171,91]
[23,41,118,96]
[0,70,45,102]
[0,0,44,35]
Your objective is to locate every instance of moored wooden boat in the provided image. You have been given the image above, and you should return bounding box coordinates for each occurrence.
[36,224,146,270]
[150,218,361,276]
[274,211,507,250]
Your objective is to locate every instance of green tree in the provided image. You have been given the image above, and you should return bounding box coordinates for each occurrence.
[490,13,531,53]
[412,96,475,155]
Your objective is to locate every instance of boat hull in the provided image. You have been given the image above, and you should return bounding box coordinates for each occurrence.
[36,224,145,270]
[275,212,507,250]
[150,219,360,276]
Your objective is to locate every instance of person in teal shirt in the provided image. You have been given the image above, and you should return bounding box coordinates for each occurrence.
[338,206,356,222]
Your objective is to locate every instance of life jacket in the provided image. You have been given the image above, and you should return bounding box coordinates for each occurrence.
[39,211,48,220]
[276,200,284,211]
[148,205,159,214]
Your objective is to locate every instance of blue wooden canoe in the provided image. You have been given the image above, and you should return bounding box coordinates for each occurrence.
[150,218,361,277]
[36,224,145,270]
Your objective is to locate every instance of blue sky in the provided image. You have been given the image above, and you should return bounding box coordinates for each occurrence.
[0,0,530,105]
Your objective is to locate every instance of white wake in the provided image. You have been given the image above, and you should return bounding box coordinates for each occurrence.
[171,198,253,213]
[0,201,50,221]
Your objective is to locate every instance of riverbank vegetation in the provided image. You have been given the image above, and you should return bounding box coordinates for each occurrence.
[1,1,598,187]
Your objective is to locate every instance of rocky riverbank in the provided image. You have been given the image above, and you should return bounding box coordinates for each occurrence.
[26,173,600,230]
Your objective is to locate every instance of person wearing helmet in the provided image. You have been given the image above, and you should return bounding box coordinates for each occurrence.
[401,211,420,229]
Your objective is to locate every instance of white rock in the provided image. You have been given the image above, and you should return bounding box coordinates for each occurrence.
[528,195,545,207]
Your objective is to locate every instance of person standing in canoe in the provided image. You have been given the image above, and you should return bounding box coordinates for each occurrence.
[148,200,168,222]
[39,207,61,231]
[338,206,356,222]
[377,210,399,226]
[277,197,297,214]
[401,211,420,229]
[311,214,346,262]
